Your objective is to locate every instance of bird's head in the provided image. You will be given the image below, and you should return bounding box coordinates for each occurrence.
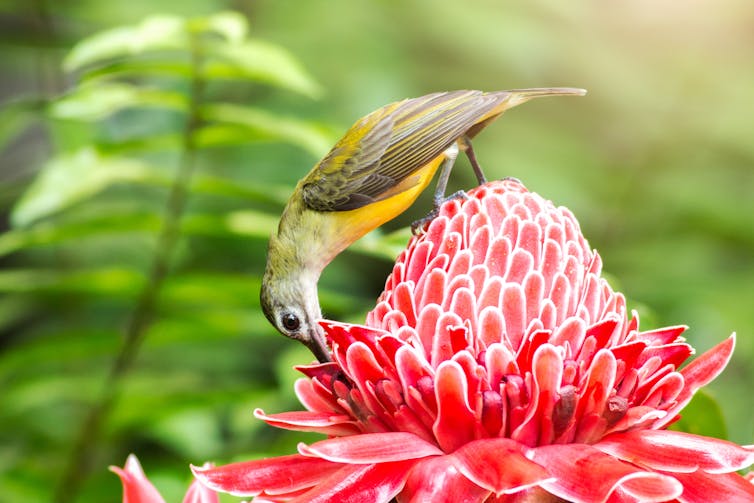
[260,264,330,363]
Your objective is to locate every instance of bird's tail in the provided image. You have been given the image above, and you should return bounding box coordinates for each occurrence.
[466,87,586,138]
[495,87,587,110]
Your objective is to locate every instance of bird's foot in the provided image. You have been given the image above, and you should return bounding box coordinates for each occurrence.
[411,190,469,235]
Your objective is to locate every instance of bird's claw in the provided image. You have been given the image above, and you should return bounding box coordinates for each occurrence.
[411,210,438,235]
[411,190,470,235]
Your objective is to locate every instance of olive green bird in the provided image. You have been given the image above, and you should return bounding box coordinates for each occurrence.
[261,88,587,362]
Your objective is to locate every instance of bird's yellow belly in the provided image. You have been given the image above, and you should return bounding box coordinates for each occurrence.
[328,154,445,248]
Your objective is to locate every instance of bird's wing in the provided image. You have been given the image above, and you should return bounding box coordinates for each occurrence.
[301,90,505,211]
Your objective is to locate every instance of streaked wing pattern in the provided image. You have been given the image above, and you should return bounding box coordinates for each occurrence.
[302,90,507,211]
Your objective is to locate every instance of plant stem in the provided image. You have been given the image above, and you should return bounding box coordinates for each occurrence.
[53,33,204,503]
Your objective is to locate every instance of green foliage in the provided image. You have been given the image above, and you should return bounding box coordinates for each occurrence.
[0,10,390,502]
[12,148,161,226]
[0,98,47,154]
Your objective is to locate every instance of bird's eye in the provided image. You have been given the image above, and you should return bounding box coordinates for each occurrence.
[281,313,301,332]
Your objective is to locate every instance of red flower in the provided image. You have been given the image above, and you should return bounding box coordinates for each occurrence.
[112,454,218,503]
[194,180,754,502]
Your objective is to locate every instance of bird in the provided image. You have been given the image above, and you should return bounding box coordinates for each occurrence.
[260,87,587,362]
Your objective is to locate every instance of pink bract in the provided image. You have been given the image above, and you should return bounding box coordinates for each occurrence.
[194,180,754,502]
[112,454,218,503]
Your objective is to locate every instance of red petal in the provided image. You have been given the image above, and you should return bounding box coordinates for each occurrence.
[523,271,545,326]
[191,454,342,497]
[253,409,358,435]
[405,240,432,284]
[415,303,442,356]
[512,343,563,446]
[615,471,684,502]
[574,349,617,443]
[548,273,572,326]
[672,469,754,503]
[596,430,754,474]
[639,325,687,345]
[501,283,526,348]
[393,282,417,327]
[470,223,491,266]
[485,342,519,386]
[294,361,341,380]
[433,361,478,452]
[298,432,442,463]
[182,467,220,503]
[418,268,447,310]
[448,249,473,279]
[682,333,735,385]
[531,443,683,503]
[449,287,478,336]
[399,456,490,503]
[437,231,463,266]
[516,220,542,266]
[451,438,552,495]
[347,341,388,383]
[610,341,647,374]
[424,215,449,252]
[486,236,512,279]
[290,460,416,503]
[110,454,166,503]
[431,312,465,365]
[294,378,340,414]
[637,343,693,369]
[551,316,587,353]
[478,277,504,313]
[255,486,316,502]
[541,238,563,292]
[654,335,735,429]
[475,307,501,350]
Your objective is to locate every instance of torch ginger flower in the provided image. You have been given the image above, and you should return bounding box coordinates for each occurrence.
[194,180,754,502]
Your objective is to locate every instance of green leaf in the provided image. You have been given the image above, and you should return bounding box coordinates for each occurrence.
[0,197,283,259]
[148,408,224,459]
[197,103,333,157]
[190,174,290,205]
[2,373,103,420]
[49,82,188,121]
[0,267,144,296]
[0,328,118,381]
[0,297,36,334]
[192,11,249,43]
[97,133,184,155]
[161,272,262,309]
[203,39,322,98]
[670,389,728,439]
[64,14,188,72]
[197,103,331,156]
[0,212,161,258]
[222,210,280,239]
[0,98,46,153]
[78,58,193,82]
[10,147,167,227]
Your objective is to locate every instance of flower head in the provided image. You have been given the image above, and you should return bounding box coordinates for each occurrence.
[195,180,754,502]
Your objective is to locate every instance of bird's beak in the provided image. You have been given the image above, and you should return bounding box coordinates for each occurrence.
[306,324,331,363]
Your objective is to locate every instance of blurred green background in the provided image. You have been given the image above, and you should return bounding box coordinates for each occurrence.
[1,1,752,501]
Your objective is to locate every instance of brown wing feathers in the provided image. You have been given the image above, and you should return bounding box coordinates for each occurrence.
[302,90,506,212]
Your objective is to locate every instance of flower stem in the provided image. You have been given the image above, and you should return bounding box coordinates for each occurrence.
[52,32,205,503]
